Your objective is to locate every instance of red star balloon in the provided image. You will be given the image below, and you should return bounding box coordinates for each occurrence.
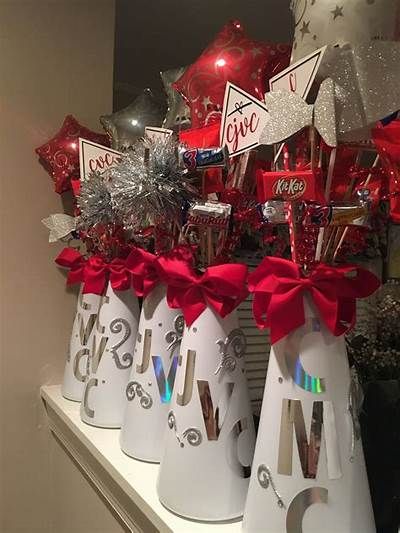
[174,20,291,129]
[35,115,109,194]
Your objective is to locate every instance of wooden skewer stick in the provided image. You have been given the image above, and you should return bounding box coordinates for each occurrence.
[332,154,380,262]
[328,149,363,258]
[310,127,316,171]
[315,147,337,262]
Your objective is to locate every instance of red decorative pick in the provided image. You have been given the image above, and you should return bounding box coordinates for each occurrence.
[174,20,290,128]
[35,115,109,194]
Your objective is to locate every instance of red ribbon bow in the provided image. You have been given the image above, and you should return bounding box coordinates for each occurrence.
[157,254,248,326]
[249,256,380,344]
[126,247,161,298]
[55,248,130,295]
[55,247,86,285]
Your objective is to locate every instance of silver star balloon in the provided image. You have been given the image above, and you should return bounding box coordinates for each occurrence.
[100,88,165,150]
[160,67,191,131]
[291,0,400,62]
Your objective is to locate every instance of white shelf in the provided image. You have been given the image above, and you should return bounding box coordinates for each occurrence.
[41,385,243,533]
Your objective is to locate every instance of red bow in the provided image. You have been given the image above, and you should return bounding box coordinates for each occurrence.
[158,254,248,326]
[55,248,86,285]
[55,248,130,295]
[126,247,161,298]
[249,257,380,344]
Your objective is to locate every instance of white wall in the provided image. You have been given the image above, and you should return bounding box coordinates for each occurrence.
[0,1,125,531]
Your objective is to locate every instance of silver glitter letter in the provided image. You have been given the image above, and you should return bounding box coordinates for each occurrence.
[135,329,152,374]
[197,380,234,440]
[176,349,196,406]
[82,378,98,418]
[286,487,328,533]
[152,355,178,404]
[73,348,89,382]
[278,399,341,479]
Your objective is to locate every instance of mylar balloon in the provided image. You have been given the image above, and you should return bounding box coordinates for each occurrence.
[161,66,191,131]
[291,0,400,62]
[100,88,165,150]
[173,20,291,128]
[35,115,109,194]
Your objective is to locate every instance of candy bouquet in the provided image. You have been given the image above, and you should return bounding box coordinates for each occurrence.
[35,5,400,531]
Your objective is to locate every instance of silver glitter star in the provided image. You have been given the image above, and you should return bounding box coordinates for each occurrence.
[42,214,77,243]
[299,20,311,39]
[202,96,212,108]
[331,5,344,20]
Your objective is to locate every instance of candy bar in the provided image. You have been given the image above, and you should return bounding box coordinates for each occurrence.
[180,146,228,171]
[303,203,370,227]
[256,170,325,203]
[186,201,231,228]
[258,201,287,224]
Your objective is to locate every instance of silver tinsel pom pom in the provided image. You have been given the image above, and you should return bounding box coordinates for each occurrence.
[109,136,196,230]
[77,172,114,230]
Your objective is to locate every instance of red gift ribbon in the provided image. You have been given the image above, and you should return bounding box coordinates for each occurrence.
[55,248,86,286]
[157,254,248,326]
[248,256,380,344]
[55,248,130,295]
[126,247,161,298]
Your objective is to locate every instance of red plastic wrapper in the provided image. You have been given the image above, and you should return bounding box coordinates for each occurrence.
[179,122,224,194]
[256,170,325,203]
[373,122,400,223]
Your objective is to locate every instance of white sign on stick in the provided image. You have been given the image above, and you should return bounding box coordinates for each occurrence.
[79,138,123,180]
[144,126,173,142]
[269,46,327,99]
[220,82,270,157]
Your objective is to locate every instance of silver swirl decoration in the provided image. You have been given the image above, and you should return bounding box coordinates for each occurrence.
[167,410,177,430]
[215,328,247,374]
[257,465,285,509]
[110,318,133,369]
[126,381,153,409]
[257,464,270,489]
[167,410,202,447]
[182,428,202,447]
[165,314,184,355]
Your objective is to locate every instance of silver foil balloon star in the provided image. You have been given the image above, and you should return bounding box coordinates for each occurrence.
[100,89,165,151]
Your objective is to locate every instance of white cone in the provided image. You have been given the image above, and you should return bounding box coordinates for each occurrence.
[120,284,183,462]
[80,282,139,428]
[157,306,256,521]
[243,296,375,533]
[62,287,100,402]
